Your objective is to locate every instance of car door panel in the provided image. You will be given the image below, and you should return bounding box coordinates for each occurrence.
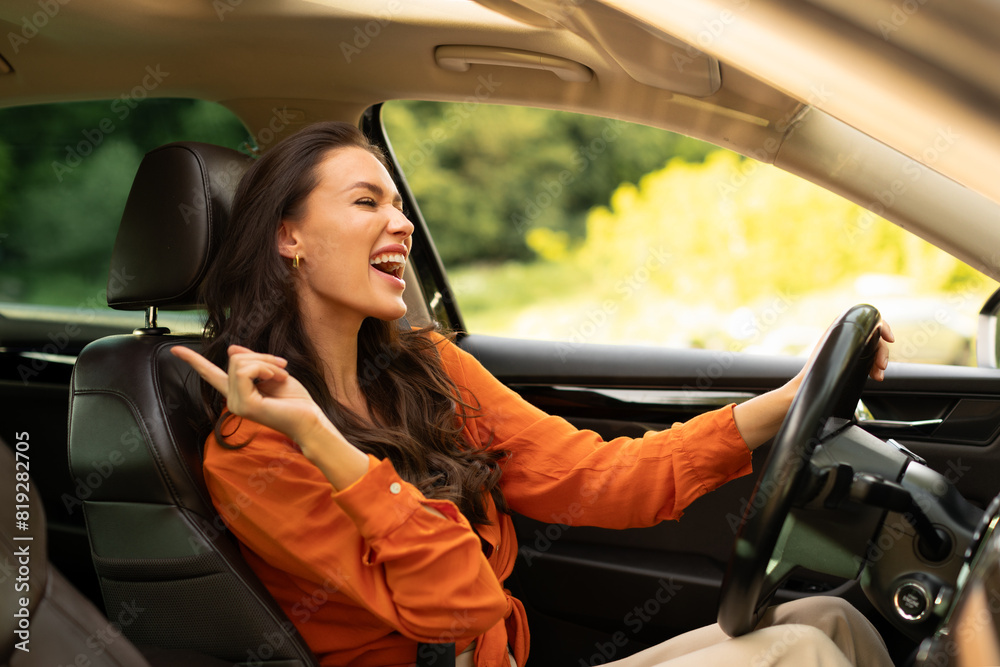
[457,333,1000,660]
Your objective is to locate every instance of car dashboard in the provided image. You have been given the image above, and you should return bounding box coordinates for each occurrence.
[917,493,1000,665]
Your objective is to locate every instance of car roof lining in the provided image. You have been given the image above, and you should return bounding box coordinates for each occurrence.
[2,0,999,283]
[776,109,1000,279]
[599,0,1000,216]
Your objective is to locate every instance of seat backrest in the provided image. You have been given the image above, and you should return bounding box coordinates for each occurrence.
[1,439,232,667]
[67,142,320,666]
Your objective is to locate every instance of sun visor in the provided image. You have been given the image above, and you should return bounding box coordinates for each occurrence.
[570,4,721,97]
[471,0,721,97]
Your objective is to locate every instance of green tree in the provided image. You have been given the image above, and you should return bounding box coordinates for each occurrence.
[0,99,249,305]
[382,101,715,267]
[576,151,981,307]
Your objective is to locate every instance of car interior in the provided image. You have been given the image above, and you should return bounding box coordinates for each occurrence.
[4,2,1000,667]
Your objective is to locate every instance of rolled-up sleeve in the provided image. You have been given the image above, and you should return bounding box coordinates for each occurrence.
[204,422,508,643]
[432,334,753,528]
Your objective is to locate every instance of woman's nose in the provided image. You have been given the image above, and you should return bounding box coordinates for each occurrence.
[389,208,414,238]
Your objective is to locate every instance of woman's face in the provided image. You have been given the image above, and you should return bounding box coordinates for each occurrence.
[278,146,414,327]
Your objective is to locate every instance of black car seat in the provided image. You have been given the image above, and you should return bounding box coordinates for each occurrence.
[66,142,321,666]
[1,438,153,667]
[0,438,230,667]
[66,140,455,667]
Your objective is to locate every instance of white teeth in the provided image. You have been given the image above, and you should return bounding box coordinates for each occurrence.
[369,252,406,279]
[369,252,406,266]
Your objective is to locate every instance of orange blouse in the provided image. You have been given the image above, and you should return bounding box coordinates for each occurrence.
[203,334,753,667]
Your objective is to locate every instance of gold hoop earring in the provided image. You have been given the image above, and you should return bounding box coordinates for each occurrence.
[292,254,300,269]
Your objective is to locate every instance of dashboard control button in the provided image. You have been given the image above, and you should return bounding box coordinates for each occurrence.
[894,581,931,621]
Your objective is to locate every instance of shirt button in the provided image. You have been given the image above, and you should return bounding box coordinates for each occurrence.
[389,482,402,494]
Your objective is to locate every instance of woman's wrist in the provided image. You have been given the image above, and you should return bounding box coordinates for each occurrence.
[294,408,370,491]
[287,404,330,446]
[732,382,796,451]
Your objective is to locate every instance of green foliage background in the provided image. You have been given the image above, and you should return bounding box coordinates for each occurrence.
[1,97,994,363]
[0,100,249,305]
[383,102,713,267]
[384,101,996,362]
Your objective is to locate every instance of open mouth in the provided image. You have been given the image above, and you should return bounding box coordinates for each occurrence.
[369,252,406,280]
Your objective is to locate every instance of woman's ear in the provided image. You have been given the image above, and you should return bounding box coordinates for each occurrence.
[276,221,299,260]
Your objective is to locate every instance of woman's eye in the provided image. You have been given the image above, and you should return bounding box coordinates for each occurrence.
[356,197,377,207]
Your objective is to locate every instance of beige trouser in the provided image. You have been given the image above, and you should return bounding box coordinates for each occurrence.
[604,596,893,667]
[456,596,892,667]
[455,642,516,667]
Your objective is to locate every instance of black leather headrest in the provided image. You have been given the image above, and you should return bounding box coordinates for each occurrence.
[107,142,253,310]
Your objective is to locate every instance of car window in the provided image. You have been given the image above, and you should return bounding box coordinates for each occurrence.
[0,99,250,334]
[382,101,998,366]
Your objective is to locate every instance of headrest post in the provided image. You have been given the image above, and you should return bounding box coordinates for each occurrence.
[133,306,170,336]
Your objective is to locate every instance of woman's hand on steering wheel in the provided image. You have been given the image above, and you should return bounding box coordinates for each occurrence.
[792,319,895,390]
[868,320,894,381]
[733,319,894,452]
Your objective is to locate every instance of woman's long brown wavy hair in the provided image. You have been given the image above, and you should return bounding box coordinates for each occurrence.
[200,121,508,525]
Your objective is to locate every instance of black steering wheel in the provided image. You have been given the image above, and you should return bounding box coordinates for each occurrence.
[717,304,884,636]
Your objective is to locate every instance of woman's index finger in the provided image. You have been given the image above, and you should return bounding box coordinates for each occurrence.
[170,345,229,396]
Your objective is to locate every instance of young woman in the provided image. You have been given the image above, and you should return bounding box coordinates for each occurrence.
[172,121,895,667]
